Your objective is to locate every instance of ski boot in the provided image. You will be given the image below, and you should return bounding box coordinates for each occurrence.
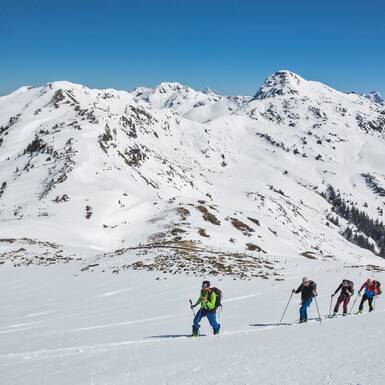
[356,309,363,314]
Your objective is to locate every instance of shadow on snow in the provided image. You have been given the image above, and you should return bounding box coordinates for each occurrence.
[146,334,207,339]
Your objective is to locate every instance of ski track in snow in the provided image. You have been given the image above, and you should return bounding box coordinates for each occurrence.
[0,315,345,360]
[2,304,383,362]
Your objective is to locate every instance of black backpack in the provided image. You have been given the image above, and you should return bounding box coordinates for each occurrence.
[209,287,223,311]
[343,279,354,295]
[309,281,317,290]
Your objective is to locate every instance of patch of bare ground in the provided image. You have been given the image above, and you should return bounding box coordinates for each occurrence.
[109,240,283,280]
[346,264,385,272]
[195,205,221,225]
[170,228,186,236]
[247,217,260,226]
[246,243,266,253]
[228,217,254,236]
[198,228,210,238]
[176,206,190,221]
[0,238,77,266]
[300,251,318,259]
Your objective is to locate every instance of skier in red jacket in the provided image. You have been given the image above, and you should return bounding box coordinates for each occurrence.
[357,279,379,313]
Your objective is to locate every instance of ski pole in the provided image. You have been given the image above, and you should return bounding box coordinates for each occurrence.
[349,293,359,314]
[189,299,196,317]
[314,296,322,323]
[328,295,333,318]
[279,292,294,324]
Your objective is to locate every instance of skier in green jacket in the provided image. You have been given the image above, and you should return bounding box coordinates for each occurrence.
[191,280,220,336]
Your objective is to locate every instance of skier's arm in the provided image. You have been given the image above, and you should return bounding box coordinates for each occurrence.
[192,293,203,307]
[205,292,217,310]
[294,284,303,294]
[358,283,366,294]
[333,284,342,296]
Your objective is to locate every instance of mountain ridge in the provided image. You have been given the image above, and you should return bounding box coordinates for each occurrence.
[1,70,385,277]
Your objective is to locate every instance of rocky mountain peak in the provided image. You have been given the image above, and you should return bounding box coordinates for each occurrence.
[253,70,306,100]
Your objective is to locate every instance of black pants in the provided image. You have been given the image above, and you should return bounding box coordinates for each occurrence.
[359,294,374,311]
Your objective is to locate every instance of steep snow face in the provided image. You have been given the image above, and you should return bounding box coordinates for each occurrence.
[0,72,385,276]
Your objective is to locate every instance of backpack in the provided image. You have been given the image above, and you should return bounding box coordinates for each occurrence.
[309,281,317,290]
[343,279,354,295]
[209,287,223,311]
[376,281,382,295]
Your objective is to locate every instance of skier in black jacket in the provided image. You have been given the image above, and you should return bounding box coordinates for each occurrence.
[292,277,317,323]
[331,279,354,316]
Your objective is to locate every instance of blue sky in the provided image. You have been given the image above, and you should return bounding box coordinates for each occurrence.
[1,0,384,96]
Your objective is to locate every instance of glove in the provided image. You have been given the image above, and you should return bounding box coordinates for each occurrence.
[292,289,296,293]
[331,294,334,297]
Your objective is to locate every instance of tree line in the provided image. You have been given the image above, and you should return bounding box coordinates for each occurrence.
[322,185,385,258]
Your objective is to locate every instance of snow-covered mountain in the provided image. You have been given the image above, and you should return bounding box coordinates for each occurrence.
[361,90,384,105]
[1,70,385,277]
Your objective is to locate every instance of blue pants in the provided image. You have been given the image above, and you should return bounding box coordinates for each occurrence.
[300,297,313,321]
[192,308,220,334]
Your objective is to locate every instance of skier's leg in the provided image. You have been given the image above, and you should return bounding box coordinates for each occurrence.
[304,298,312,321]
[343,295,349,314]
[299,302,306,322]
[206,311,220,334]
[358,294,367,311]
[368,297,373,311]
[300,298,312,322]
[334,296,342,313]
[192,308,205,335]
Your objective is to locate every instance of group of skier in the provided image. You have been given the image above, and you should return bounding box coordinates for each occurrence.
[190,277,382,336]
[292,276,382,322]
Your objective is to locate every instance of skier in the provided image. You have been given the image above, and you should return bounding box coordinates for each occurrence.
[331,279,354,316]
[191,280,221,336]
[357,278,379,313]
[292,277,317,323]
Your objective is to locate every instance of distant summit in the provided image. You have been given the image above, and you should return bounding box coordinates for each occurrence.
[361,91,384,105]
[252,70,305,100]
[202,87,217,95]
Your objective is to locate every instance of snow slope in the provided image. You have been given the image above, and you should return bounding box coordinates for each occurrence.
[0,258,384,385]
